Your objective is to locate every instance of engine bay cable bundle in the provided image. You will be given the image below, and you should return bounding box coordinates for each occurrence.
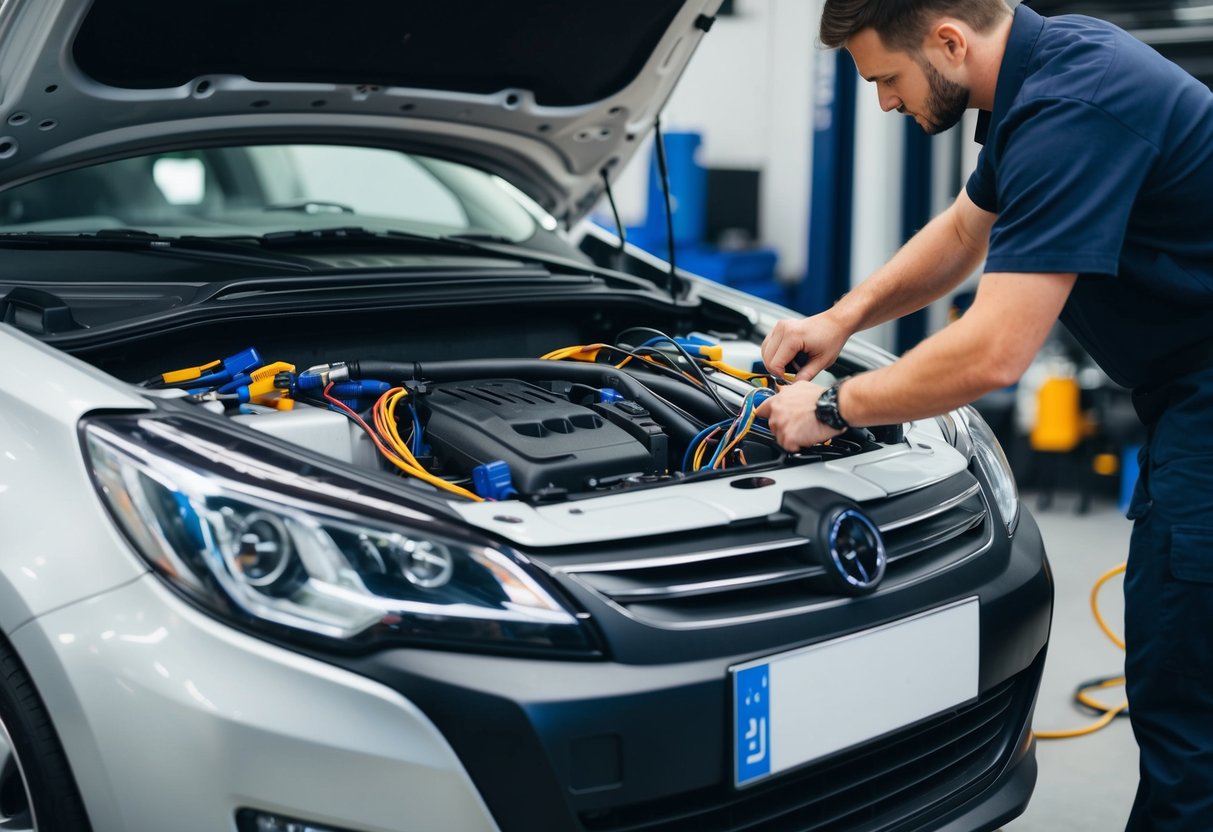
[542,339,727,403]
[143,330,881,504]
[322,382,484,502]
[685,387,774,472]
[349,357,711,445]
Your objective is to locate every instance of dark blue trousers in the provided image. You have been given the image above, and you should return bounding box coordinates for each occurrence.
[1124,369,1213,830]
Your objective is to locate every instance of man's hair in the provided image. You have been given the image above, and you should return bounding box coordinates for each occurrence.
[819,0,1011,52]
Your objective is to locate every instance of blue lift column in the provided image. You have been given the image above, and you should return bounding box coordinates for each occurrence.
[797,50,857,316]
[896,120,934,354]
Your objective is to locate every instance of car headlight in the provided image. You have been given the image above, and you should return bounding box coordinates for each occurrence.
[953,406,1020,534]
[82,414,594,654]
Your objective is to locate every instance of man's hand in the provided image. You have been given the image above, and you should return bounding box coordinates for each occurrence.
[754,381,843,451]
[761,312,850,381]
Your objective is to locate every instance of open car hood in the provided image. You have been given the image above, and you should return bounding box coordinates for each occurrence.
[0,0,722,224]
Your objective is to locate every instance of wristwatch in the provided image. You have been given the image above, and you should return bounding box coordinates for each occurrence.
[815,382,849,431]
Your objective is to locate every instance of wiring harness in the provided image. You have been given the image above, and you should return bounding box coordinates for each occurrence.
[683,387,774,472]
[322,381,483,502]
[142,330,866,503]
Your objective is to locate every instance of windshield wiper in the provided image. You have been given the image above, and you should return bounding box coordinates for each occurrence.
[0,230,315,272]
[0,227,554,275]
[262,200,357,215]
[0,227,665,294]
[257,226,517,255]
[251,227,664,293]
[253,226,575,269]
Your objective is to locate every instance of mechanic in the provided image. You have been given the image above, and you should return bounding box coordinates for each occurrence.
[754,0,1213,828]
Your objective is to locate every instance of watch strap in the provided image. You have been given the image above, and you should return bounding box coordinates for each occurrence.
[816,382,849,431]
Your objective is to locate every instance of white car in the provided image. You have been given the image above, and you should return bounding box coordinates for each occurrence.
[0,2,1051,831]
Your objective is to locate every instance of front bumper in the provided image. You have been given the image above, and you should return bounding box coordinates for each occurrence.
[325,508,1051,832]
[12,509,1051,832]
[10,574,499,832]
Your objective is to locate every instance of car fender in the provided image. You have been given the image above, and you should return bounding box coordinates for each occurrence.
[0,324,150,633]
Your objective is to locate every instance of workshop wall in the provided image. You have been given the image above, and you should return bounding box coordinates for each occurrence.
[609,0,987,355]
[612,0,818,284]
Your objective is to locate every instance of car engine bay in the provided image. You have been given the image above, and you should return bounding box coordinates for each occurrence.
[141,331,896,504]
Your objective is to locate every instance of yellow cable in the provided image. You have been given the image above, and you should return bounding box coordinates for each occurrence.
[1091,562,1127,650]
[370,388,483,502]
[379,391,424,467]
[381,390,414,458]
[692,428,721,471]
[1033,562,1127,740]
[161,358,223,384]
[1076,676,1127,712]
[541,344,606,362]
[1033,700,1128,739]
[713,409,757,469]
[709,420,741,468]
[543,343,711,390]
[701,359,771,385]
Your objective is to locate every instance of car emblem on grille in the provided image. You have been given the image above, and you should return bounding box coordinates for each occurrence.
[824,508,886,594]
[780,488,889,597]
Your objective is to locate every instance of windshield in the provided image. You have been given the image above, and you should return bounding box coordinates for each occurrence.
[0,144,554,242]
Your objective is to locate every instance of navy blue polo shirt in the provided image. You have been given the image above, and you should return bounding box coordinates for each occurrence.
[966,3,1213,389]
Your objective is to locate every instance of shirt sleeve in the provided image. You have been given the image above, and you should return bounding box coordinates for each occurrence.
[965,147,997,214]
[981,97,1159,276]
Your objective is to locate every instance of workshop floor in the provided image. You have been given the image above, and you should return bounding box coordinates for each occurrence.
[1002,491,1138,831]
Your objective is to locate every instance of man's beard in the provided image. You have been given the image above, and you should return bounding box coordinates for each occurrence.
[917,59,969,134]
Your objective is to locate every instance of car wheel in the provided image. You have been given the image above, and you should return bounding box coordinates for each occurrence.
[0,639,91,831]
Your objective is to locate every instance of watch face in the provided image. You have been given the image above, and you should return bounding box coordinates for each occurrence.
[816,386,846,430]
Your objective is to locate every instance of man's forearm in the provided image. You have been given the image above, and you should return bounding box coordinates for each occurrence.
[757,273,1077,451]
[839,310,1006,425]
[839,271,1078,427]
[760,192,997,385]
[831,193,992,335]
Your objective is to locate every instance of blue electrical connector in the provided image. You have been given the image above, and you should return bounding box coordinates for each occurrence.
[217,374,252,394]
[157,347,264,388]
[472,460,518,501]
[598,387,625,404]
[184,347,265,388]
[222,347,263,378]
[640,334,723,361]
[675,333,715,349]
[295,372,325,392]
[296,362,352,392]
[329,380,392,398]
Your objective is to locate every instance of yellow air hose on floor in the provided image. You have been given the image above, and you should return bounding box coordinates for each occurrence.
[1034,562,1129,739]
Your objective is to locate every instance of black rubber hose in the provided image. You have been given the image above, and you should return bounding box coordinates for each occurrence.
[623,371,731,423]
[350,359,707,448]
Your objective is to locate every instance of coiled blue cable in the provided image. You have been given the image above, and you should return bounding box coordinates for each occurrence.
[702,388,776,471]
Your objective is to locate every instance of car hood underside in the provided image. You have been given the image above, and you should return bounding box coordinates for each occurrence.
[0,0,721,223]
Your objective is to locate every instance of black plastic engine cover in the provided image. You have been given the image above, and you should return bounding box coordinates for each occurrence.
[424,380,657,495]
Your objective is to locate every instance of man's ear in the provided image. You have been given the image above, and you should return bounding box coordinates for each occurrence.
[926,20,969,67]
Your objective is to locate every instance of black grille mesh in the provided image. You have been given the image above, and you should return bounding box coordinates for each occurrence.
[579,667,1033,832]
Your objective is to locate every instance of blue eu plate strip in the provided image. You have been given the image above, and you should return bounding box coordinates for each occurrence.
[735,663,771,785]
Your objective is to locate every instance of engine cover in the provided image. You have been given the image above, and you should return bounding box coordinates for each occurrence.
[424,380,658,495]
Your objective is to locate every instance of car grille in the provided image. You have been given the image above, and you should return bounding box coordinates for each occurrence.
[578,661,1038,832]
[557,471,990,627]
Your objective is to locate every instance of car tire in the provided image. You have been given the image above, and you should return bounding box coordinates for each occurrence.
[0,637,91,831]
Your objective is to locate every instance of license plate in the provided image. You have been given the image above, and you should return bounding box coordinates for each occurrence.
[732,597,979,787]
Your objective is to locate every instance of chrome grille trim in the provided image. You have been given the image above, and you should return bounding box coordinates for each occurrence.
[558,538,807,576]
[591,565,825,603]
[550,472,991,628]
[877,481,982,532]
